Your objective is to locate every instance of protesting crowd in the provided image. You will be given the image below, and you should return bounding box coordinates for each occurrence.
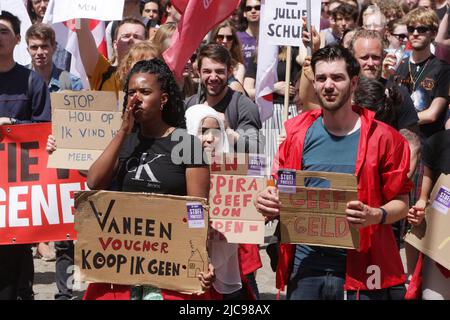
[0,0,449,302]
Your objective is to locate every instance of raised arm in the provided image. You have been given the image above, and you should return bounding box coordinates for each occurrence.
[75,19,100,78]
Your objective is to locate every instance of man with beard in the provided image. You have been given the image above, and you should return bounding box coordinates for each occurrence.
[351,29,421,182]
[256,45,412,300]
[185,43,263,154]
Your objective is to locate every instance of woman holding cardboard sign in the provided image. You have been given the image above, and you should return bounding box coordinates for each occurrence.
[84,58,216,300]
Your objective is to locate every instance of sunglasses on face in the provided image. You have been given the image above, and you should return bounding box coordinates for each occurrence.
[216,34,233,42]
[245,5,260,12]
[407,25,432,34]
[392,33,408,40]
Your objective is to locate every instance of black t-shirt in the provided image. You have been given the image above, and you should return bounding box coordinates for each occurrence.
[395,55,450,138]
[422,129,450,175]
[395,85,420,130]
[116,128,207,195]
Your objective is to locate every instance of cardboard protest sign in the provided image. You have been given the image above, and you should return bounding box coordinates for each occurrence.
[74,191,209,294]
[49,0,125,23]
[405,174,450,270]
[0,123,87,245]
[260,0,321,47]
[48,91,122,170]
[209,154,266,244]
[278,171,360,249]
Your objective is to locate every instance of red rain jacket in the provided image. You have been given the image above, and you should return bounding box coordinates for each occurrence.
[272,106,413,291]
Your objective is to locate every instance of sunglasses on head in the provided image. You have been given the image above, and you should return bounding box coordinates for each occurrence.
[216,34,233,42]
[407,25,431,34]
[245,5,260,12]
[392,33,408,40]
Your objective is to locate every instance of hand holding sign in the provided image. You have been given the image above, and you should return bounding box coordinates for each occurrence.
[301,16,320,54]
[408,199,427,226]
[255,186,281,218]
[346,200,382,229]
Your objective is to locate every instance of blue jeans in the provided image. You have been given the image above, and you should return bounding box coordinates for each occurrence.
[287,267,345,300]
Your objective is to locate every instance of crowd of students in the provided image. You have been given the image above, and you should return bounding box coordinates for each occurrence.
[0,0,449,300]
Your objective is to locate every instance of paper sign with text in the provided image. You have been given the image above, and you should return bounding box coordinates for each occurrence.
[0,123,87,245]
[279,171,360,249]
[74,191,209,294]
[405,174,450,270]
[261,0,322,47]
[50,0,125,23]
[209,154,266,244]
[48,91,122,170]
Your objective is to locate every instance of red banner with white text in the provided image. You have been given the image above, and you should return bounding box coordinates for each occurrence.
[0,123,87,245]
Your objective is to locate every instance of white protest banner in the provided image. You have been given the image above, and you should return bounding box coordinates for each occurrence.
[0,0,32,66]
[50,0,124,23]
[261,0,321,47]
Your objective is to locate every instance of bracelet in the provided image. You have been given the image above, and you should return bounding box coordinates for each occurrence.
[379,207,388,225]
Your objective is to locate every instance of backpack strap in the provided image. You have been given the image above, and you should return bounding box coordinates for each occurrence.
[99,65,117,91]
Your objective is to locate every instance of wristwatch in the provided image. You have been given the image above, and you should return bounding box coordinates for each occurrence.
[379,207,388,225]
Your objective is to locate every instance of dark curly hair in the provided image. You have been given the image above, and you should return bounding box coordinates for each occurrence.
[122,58,186,128]
[353,76,403,127]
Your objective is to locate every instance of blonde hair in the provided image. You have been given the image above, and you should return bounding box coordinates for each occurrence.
[118,41,159,86]
[404,7,439,31]
[152,22,177,55]
[363,5,387,27]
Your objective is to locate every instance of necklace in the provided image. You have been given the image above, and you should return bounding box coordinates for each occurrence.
[408,57,431,91]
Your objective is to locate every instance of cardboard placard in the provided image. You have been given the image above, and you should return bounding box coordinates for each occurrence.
[279,171,360,249]
[48,91,122,170]
[405,174,450,270]
[74,191,209,294]
[0,123,87,245]
[209,154,266,244]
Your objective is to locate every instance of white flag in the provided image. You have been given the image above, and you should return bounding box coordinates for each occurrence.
[255,0,278,122]
[43,0,107,89]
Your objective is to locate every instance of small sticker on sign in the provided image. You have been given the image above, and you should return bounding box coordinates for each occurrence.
[187,202,205,228]
[248,154,266,176]
[431,185,450,215]
[277,169,296,193]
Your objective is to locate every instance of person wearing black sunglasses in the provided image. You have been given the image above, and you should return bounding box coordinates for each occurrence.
[387,19,409,50]
[394,7,449,140]
[237,0,260,70]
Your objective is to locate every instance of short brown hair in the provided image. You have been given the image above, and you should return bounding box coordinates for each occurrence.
[25,23,56,46]
[197,43,232,70]
[113,17,148,41]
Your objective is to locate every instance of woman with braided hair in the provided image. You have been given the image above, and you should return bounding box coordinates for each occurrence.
[84,58,217,300]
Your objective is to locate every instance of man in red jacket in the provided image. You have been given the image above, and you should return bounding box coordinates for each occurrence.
[256,44,412,300]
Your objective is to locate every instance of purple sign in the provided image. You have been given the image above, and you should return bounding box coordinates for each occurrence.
[432,186,450,215]
[277,169,296,193]
[248,154,266,176]
[187,202,205,228]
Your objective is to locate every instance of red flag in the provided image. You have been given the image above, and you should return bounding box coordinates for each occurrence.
[163,0,240,80]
